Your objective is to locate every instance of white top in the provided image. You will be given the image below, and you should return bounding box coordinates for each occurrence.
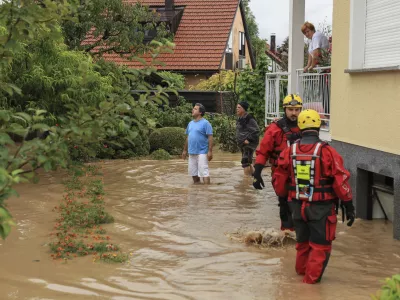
[308,31,329,54]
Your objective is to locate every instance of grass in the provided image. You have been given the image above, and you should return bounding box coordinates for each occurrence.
[49,163,127,263]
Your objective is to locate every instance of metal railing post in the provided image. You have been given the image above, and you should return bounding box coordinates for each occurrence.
[295,66,331,132]
[275,75,281,118]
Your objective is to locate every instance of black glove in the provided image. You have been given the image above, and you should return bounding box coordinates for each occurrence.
[252,164,265,190]
[342,200,355,227]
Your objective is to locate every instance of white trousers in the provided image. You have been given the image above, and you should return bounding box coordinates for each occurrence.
[188,154,209,177]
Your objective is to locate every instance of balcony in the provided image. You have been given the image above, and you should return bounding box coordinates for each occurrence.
[265,66,331,141]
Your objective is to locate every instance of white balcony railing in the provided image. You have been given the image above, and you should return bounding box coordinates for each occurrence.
[265,66,331,133]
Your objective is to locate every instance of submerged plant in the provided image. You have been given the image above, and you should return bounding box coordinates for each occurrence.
[49,164,127,263]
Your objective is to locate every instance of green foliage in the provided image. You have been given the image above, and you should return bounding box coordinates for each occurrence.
[68,129,150,162]
[0,0,177,240]
[2,35,172,163]
[147,97,192,128]
[372,274,400,300]
[190,70,236,91]
[69,143,115,162]
[159,71,185,90]
[0,206,15,239]
[150,149,171,160]
[207,114,240,153]
[4,37,113,112]
[0,0,72,95]
[58,168,113,230]
[0,109,70,208]
[149,127,186,155]
[237,54,269,128]
[62,0,170,57]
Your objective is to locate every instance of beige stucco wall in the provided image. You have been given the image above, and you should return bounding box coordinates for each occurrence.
[220,7,252,70]
[331,0,400,155]
[184,73,208,89]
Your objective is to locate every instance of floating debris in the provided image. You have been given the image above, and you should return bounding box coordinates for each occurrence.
[226,227,296,248]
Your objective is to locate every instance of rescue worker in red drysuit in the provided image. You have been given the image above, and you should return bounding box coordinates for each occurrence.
[272,109,355,284]
[253,94,302,230]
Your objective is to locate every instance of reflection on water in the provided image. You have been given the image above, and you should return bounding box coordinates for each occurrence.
[0,151,399,299]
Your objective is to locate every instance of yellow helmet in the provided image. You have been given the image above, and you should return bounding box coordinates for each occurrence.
[298,109,321,130]
[283,94,303,108]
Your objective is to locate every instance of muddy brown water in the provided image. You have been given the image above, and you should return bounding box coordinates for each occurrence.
[0,151,399,300]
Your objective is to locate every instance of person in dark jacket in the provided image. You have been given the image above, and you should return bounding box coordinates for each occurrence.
[236,101,260,176]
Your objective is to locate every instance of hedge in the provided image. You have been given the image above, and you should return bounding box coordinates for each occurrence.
[149,127,186,155]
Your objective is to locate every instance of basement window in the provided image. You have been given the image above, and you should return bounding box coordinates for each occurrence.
[370,172,394,222]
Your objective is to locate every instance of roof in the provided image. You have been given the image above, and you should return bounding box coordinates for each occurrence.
[92,0,255,71]
[265,42,286,69]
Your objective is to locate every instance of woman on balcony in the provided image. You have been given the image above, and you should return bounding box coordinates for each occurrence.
[302,22,329,73]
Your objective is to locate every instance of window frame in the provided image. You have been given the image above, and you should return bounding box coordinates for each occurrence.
[347,0,400,73]
[238,31,245,57]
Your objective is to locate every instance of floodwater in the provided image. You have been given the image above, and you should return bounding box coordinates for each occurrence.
[0,151,399,300]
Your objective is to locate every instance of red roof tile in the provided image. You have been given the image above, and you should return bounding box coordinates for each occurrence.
[95,0,241,71]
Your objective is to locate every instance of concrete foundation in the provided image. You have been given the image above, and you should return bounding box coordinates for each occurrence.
[332,140,399,240]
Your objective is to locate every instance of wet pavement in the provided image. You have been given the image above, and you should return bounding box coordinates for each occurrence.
[0,151,399,300]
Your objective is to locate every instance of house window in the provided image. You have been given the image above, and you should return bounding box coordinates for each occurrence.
[348,0,400,70]
[143,29,158,43]
[226,31,233,53]
[239,31,245,57]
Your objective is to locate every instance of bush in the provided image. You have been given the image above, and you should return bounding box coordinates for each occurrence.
[158,99,193,128]
[206,114,240,153]
[189,70,236,91]
[159,71,185,90]
[237,54,270,129]
[144,96,192,129]
[68,129,150,162]
[372,274,400,300]
[69,143,115,162]
[150,149,171,160]
[149,127,186,155]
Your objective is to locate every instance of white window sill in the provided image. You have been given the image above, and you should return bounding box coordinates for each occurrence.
[345,65,400,73]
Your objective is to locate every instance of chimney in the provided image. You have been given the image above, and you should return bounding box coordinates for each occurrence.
[166,0,174,10]
[270,33,276,53]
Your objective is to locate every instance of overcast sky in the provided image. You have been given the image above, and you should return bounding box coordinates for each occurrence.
[249,0,333,45]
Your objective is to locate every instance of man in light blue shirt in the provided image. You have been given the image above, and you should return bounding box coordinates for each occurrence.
[182,103,213,184]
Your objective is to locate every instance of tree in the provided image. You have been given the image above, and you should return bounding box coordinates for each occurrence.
[276,36,289,71]
[237,54,270,128]
[0,0,175,239]
[62,0,170,58]
[241,0,267,62]
[0,0,71,96]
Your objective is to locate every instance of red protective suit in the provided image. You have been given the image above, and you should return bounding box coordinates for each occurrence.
[255,120,301,172]
[273,142,352,201]
[272,140,352,284]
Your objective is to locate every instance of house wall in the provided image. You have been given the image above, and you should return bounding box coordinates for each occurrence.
[184,73,208,89]
[331,0,400,239]
[220,7,252,70]
[331,0,400,155]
